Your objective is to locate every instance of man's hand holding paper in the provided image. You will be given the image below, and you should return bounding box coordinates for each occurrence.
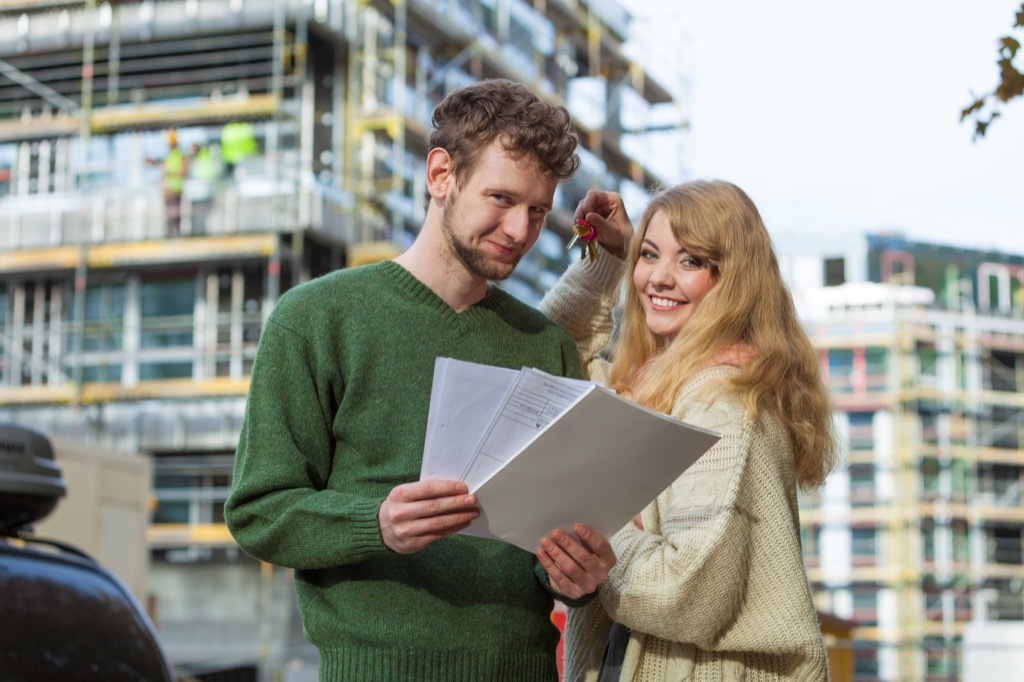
[378,479,480,554]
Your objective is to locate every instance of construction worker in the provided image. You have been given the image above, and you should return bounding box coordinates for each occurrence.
[161,129,187,237]
[186,142,221,235]
[219,120,257,177]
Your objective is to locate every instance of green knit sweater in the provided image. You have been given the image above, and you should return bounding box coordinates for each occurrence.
[225,260,583,681]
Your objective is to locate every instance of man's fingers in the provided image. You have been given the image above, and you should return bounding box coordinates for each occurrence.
[391,479,469,502]
[385,493,477,523]
[381,507,479,554]
[379,480,479,554]
[397,509,479,540]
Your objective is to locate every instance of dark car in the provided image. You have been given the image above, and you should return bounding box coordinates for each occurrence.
[0,423,178,682]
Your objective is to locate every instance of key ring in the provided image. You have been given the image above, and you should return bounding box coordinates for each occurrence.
[568,219,599,262]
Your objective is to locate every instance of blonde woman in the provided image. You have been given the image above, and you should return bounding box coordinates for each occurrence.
[538,181,839,681]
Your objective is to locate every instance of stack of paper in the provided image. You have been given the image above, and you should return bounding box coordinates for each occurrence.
[421,358,720,552]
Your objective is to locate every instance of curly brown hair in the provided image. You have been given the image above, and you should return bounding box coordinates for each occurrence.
[429,78,580,185]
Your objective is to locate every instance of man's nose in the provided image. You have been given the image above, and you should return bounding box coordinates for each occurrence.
[502,209,532,243]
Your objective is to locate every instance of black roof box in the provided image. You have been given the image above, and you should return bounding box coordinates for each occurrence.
[0,424,66,535]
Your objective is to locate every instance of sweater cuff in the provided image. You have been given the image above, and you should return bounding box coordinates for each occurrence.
[339,495,390,560]
[570,246,628,294]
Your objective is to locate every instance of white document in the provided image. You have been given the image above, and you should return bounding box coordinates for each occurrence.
[461,365,594,490]
[421,358,721,552]
[420,359,518,482]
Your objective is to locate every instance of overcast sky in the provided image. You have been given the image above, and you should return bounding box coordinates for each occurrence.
[625,0,1024,255]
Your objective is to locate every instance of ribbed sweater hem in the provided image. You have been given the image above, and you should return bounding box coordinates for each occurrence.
[318,646,559,682]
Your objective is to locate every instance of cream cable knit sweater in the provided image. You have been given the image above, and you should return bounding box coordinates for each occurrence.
[539,255,829,681]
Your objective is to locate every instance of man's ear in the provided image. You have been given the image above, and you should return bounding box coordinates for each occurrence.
[425,148,454,200]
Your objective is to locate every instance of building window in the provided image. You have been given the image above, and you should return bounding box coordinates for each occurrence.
[849,463,875,505]
[824,257,845,286]
[864,347,887,392]
[881,248,914,285]
[853,644,880,678]
[917,342,938,380]
[976,463,1021,505]
[921,456,941,499]
[847,411,875,450]
[73,279,126,383]
[983,579,1024,621]
[923,636,960,678]
[987,350,1019,392]
[828,349,854,393]
[82,281,126,351]
[151,453,234,564]
[152,454,234,527]
[987,525,1023,565]
[801,525,821,567]
[975,406,1021,449]
[920,412,940,447]
[851,527,877,566]
[139,361,192,380]
[950,458,970,501]
[140,277,195,349]
[922,518,937,564]
[80,364,123,382]
[923,581,943,621]
[850,584,878,623]
[137,275,195,381]
[952,519,970,565]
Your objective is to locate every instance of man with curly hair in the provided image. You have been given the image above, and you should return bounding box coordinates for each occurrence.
[226,79,616,681]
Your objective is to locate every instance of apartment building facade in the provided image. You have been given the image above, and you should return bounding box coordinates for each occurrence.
[782,233,1024,681]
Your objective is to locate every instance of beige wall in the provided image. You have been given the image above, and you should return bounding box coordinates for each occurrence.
[34,438,152,601]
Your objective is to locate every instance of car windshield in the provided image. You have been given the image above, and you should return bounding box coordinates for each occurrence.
[0,547,173,682]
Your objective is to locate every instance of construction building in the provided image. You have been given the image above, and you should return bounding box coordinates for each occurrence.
[0,0,685,677]
[781,233,1024,681]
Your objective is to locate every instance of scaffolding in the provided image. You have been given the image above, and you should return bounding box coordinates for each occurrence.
[796,236,1024,680]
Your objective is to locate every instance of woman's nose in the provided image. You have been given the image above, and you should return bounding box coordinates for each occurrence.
[650,261,674,286]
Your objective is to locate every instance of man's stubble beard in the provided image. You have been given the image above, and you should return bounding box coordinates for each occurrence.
[441,193,521,282]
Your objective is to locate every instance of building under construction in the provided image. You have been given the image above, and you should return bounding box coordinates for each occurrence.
[0,0,685,677]
[781,233,1024,681]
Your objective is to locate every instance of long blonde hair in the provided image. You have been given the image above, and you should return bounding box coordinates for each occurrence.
[609,180,838,490]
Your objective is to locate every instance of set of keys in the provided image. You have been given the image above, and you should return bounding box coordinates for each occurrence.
[566,219,600,262]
